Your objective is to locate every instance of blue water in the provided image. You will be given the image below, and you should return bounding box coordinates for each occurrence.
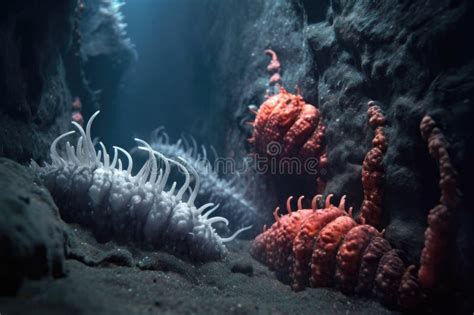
[116,0,215,150]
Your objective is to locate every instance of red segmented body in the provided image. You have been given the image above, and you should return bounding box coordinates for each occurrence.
[251,195,420,308]
[291,196,346,290]
[359,101,387,227]
[249,102,461,309]
[252,200,451,309]
[251,197,313,273]
[418,115,460,290]
[355,236,392,295]
[282,104,320,156]
[334,224,381,293]
[373,249,406,305]
[310,215,357,288]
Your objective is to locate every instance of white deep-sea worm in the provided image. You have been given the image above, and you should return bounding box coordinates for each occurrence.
[149,128,264,235]
[31,111,250,261]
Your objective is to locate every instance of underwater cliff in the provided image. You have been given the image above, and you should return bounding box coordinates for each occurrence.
[0,0,473,314]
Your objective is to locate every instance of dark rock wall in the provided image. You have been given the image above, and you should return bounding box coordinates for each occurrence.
[0,158,69,295]
[0,0,135,163]
[206,0,474,298]
[0,1,77,163]
[79,0,136,143]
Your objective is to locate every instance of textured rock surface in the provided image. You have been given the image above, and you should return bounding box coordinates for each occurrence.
[0,158,69,295]
[0,1,76,163]
[78,0,136,143]
[80,0,135,64]
[0,0,135,163]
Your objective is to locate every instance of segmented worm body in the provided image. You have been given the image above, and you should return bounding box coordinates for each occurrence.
[31,112,250,262]
[150,129,264,235]
[251,195,420,308]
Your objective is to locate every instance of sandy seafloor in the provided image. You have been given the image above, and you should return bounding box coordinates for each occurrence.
[0,225,396,315]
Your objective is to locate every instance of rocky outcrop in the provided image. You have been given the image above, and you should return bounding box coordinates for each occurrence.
[0,158,69,295]
[0,0,135,163]
[77,0,136,142]
[0,0,77,163]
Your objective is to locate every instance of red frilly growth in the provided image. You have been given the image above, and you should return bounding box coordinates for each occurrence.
[359,101,387,227]
[249,88,327,173]
[418,115,460,290]
[248,50,327,178]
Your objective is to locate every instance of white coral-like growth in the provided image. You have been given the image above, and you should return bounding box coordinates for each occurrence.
[31,111,250,261]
